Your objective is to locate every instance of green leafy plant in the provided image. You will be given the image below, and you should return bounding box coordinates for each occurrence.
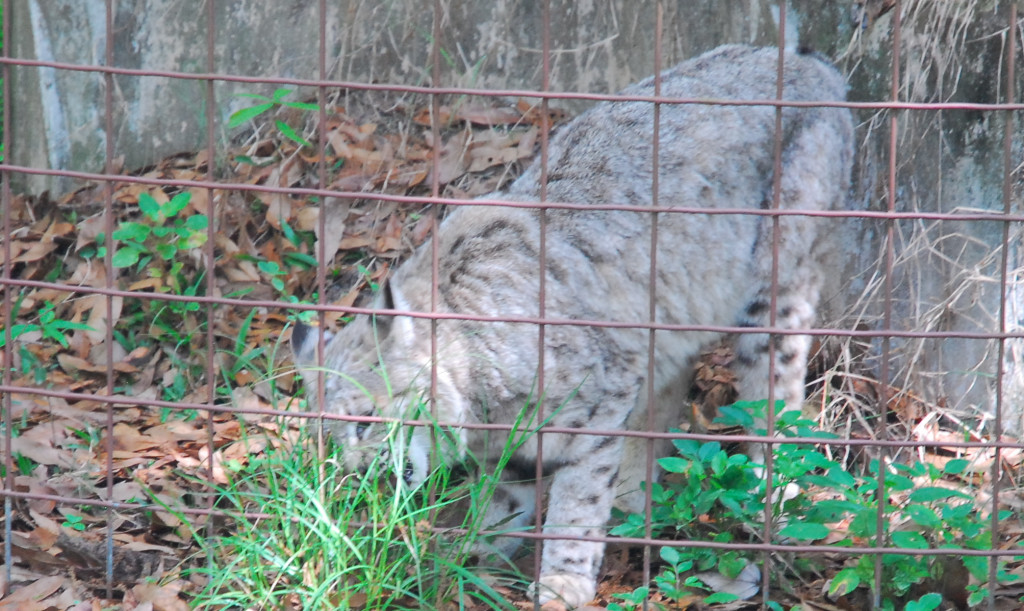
[12,452,35,477]
[0,296,93,350]
[213,308,294,412]
[111,190,208,338]
[280,216,317,261]
[657,545,741,604]
[606,586,650,611]
[83,189,231,423]
[228,88,319,149]
[62,514,87,532]
[825,457,1019,607]
[111,190,209,359]
[255,259,319,324]
[216,307,262,395]
[616,400,1020,609]
[357,263,380,292]
[257,260,289,295]
[112,191,207,273]
[905,592,943,611]
[246,219,319,321]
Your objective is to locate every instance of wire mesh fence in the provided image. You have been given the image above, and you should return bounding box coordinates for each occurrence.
[1,1,1023,609]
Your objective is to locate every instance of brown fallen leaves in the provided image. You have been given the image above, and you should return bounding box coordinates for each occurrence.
[0,94,564,609]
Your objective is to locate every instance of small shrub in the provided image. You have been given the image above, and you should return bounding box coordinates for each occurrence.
[619,400,1020,609]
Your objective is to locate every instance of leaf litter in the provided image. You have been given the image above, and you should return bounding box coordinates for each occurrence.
[0,93,566,610]
[1,90,1023,610]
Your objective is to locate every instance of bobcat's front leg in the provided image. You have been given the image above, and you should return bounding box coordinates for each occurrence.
[528,434,622,608]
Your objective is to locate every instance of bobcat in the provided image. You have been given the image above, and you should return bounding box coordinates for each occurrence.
[292,44,854,608]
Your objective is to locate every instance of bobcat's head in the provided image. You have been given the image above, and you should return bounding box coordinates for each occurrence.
[291,284,468,485]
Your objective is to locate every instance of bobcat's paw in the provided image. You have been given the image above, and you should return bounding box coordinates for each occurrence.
[527,572,597,608]
[696,559,761,599]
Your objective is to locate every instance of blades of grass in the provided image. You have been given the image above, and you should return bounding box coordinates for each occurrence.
[233,307,258,359]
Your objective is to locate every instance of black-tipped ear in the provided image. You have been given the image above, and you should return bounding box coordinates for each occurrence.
[382,280,396,310]
[373,281,414,347]
[291,322,332,366]
[372,282,397,336]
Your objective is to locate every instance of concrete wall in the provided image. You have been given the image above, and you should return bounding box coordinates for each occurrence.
[7,0,852,195]
[6,0,1023,433]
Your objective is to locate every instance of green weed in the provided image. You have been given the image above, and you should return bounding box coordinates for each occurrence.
[62,514,87,532]
[228,88,319,149]
[181,353,572,610]
[111,191,209,342]
[616,400,1022,609]
[0,298,93,350]
[184,424,518,610]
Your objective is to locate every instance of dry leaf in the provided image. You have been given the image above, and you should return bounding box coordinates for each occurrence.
[9,437,70,468]
[132,581,191,611]
[426,130,471,186]
[0,575,64,609]
[315,197,351,263]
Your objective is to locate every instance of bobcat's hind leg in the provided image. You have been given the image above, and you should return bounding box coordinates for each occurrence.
[730,286,816,493]
[732,287,816,431]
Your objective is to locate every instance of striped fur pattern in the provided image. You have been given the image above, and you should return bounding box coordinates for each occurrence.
[292,44,853,607]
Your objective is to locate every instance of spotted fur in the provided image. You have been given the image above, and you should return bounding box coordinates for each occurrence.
[292,44,853,608]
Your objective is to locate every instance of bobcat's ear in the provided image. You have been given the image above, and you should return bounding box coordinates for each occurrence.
[375,282,415,347]
[291,322,332,367]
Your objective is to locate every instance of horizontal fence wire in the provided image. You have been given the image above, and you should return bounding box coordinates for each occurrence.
[3,54,1024,111]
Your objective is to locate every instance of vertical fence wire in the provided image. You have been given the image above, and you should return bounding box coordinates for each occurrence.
[990,4,1019,608]
[428,1,444,607]
[1,0,11,597]
[873,0,902,606]
[642,6,666,610]
[763,4,788,602]
[314,0,331,557]
[101,0,117,598]
[531,1,554,607]
[201,0,219,584]
[314,0,330,479]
